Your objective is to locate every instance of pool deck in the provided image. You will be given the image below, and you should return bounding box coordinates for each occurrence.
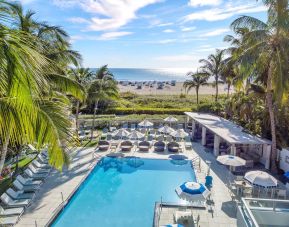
[15,142,237,227]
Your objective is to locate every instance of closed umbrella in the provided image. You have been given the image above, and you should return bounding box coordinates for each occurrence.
[171,129,188,139]
[176,182,210,201]
[245,171,277,188]
[138,120,153,128]
[217,155,246,167]
[128,130,145,140]
[158,125,175,134]
[164,115,178,126]
[112,129,130,139]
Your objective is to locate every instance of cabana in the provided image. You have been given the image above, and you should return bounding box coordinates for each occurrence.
[98,140,110,151]
[138,141,150,152]
[185,112,272,169]
[120,141,133,152]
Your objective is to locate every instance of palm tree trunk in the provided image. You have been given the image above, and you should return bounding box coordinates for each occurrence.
[227,83,231,97]
[75,100,80,135]
[266,63,277,173]
[90,100,99,140]
[215,75,219,102]
[196,87,199,105]
[0,132,11,175]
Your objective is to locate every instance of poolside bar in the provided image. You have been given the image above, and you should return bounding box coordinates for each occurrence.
[185,112,272,169]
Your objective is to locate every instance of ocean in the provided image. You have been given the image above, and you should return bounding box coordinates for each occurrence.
[92,68,190,82]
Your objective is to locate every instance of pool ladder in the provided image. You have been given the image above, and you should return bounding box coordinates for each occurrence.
[191,156,201,172]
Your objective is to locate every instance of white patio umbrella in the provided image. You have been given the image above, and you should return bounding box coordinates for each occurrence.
[138,119,153,128]
[158,125,175,134]
[217,155,246,167]
[164,115,178,126]
[171,129,188,138]
[112,129,130,139]
[245,170,277,188]
[128,130,145,140]
[176,182,210,202]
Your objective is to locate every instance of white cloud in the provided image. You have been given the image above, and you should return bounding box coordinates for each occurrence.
[18,0,37,4]
[67,17,90,24]
[99,31,133,40]
[200,28,230,37]
[188,0,222,7]
[157,39,177,44]
[163,29,175,33]
[157,22,174,27]
[181,26,196,32]
[184,3,267,22]
[55,0,162,31]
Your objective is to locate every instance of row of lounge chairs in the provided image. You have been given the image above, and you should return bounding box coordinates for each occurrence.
[0,152,50,226]
[98,140,184,153]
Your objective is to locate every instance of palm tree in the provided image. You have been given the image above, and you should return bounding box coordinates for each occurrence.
[230,0,289,172]
[68,68,92,134]
[199,49,225,102]
[87,65,118,140]
[183,71,209,104]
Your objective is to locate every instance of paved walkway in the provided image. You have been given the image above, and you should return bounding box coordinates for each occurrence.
[16,141,237,227]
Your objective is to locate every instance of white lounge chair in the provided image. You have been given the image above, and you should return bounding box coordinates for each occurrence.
[185,136,192,150]
[24,169,48,180]
[38,153,48,164]
[28,165,50,174]
[0,205,24,216]
[13,180,39,192]
[16,175,42,186]
[0,193,30,208]
[32,159,50,169]
[6,188,34,200]
[0,215,20,226]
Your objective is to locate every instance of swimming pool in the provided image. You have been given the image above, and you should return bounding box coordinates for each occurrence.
[52,157,196,227]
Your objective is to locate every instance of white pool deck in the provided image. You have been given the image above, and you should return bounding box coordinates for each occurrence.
[15,142,237,227]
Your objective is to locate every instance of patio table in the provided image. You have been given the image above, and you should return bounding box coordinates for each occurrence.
[234,180,252,196]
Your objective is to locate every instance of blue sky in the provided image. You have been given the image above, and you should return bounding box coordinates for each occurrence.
[19,0,267,69]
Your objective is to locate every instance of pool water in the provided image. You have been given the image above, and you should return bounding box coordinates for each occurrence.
[52,157,196,227]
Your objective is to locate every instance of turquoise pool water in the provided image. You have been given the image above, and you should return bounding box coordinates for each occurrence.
[52,157,196,227]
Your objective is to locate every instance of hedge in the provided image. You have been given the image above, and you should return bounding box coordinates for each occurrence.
[109,107,192,115]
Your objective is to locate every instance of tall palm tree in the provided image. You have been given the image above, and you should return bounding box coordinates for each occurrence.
[183,71,209,104]
[68,68,92,134]
[199,49,225,102]
[87,65,118,140]
[230,0,289,172]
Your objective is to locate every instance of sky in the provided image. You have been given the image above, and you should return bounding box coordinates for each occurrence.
[19,0,267,69]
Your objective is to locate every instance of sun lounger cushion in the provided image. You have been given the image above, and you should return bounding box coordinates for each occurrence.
[0,205,24,216]
[1,193,30,207]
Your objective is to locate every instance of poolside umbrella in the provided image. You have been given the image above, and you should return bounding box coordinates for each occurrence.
[176,182,210,201]
[138,120,153,128]
[217,155,246,167]
[284,171,289,179]
[164,116,178,126]
[171,129,188,139]
[112,129,130,139]
[245,170,277,188]
[128,130,145,140]
[158,125,175,134]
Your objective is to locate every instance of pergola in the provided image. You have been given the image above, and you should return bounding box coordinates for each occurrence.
[185,112,272,169]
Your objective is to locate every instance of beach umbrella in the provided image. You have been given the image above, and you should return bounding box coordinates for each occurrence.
[164,116,178,126]
[284,171,289,179]
[138,120,153,128]
[245,171,277,188]
[171,129,188,138]
[158,125,175,134]
[128,130,145,140]
[216,155,246,167]
[176,182,210,201]
[112,129,130,139]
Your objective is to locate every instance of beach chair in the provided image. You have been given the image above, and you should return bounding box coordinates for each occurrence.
[6,188,34,200]
[98,140,110,151]
[0,193,30,208]
[174,211,193,223]
[167,142,179,153]
[120,141,133,152]
[185,136,192,150]
[16,175,42,186]
[24,168,48,180]
[28,165,50,174]
[138,141,150,152]
[154,141,165,152]
[37,154,48,164]
[32,160,50,169]
[0,215,20,226]
[13,180,39,192]
[0,205,24,216]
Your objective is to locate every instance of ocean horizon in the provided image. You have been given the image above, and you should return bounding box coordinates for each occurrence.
[91,68,191,82]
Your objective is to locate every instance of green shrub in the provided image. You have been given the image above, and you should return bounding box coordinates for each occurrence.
[108,107,191,115]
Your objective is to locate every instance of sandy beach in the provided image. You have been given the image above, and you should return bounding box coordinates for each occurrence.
[118,82,231,95]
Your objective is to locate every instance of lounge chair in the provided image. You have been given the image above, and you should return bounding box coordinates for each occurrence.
[138,141,150,152]
[0,205,24,216]
[168,142,180,153]
[0,193,30,208]
[120,141,133,152]
[154,141,165,152]
[185,136,192,150]
[16,175,42,186]
[0,215,20,226]
[37,154,48,164]
[24,169,48,180]
[6,188,34,200]
[32,159,50,169]
[174,211,199,225]
[13,180,39,192]
[28,165,50,174]
[98,140,110,151]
